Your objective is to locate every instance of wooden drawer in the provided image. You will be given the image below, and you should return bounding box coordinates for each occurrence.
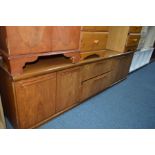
[80,72,111,101]
[81,59,112,81]
[129,26,142,33]
[126,34,140,47]
[80,32,108,52]
[125,46,137,52]
[81,26,109,32]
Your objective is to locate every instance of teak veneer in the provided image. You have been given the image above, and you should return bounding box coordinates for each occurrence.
[0,51,133,128]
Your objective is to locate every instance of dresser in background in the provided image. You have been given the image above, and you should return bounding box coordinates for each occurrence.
[0,26,81,75]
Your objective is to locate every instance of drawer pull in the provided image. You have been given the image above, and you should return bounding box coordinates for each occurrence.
[94,40,99,44]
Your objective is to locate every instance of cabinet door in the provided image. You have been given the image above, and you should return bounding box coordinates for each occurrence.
[6,26,81,55]
[56,67,81,112]
[14,73,56,128]
[111,53,133,83]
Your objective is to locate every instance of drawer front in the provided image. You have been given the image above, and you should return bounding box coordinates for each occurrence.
[81,72,111,101]
[126,34,140,47]
[129,26,142,33]
[80,32,108,52]
[125,46,137,52]
[81,59,112,81]
[81,26,109,32]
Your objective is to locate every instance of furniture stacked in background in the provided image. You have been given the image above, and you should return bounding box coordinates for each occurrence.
[129,26,155,72]
[0,96,6,128]
[0,26,142,128]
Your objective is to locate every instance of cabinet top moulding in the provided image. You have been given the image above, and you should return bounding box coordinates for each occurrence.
[0,50,133,81]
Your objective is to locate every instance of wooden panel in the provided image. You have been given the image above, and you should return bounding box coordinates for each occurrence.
[81,72,112,101]
[81,26,109,32]
[5,26,81,55]
[80,32,108,52]
[126,34,141,47]
[106,26,129,52]
[0,68,19,128]
[14,73,56,128]
[81,59,112,81]
[56,67,81,112]
[111,53,133,83]
[0,97,6,128]
[129,26,142,33]
[124,46,138,52]
[0,27,8,53]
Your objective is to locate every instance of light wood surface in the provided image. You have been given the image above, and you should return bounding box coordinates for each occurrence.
[81,26,109,32]
[80,32,108,52]
[106,26,129,52]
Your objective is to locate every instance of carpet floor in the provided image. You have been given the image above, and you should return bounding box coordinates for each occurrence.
[6,62,155,129]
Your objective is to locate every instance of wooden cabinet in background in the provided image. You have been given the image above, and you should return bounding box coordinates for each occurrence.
[56,67,81,112]
[80,32,108,52]
[0,26,81,75]
[0,26,81,55]
[80,26,109,60]
[81,26,109,32]
[106,26,142,53]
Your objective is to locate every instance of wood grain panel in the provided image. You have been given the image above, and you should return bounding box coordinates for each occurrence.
[81,26,109,32]
[126,34,141,47]
[129,26,142,33]
[56,67,81,112]
[81,72,112,101]
[106,26,129,52]
[81,59,112,81]
[14,73,56,128]
[80,32,108,52]
[5,26,81,55]
[111,53,133,83]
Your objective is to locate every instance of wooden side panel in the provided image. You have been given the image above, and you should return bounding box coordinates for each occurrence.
[80,32,108,52]
[0,26,8,53]
[106,26,129,52]
[81,26,109,32]
[6,26,81,55]
[14,73,56,128]
[56,67,81,112]
[0,67,19,128]
[111,53,133,83]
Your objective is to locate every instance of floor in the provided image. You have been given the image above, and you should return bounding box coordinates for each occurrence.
[6,62,155,129]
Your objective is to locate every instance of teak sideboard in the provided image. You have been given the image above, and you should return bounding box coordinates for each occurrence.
[0,52,133,128]
[0,26,141,128]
